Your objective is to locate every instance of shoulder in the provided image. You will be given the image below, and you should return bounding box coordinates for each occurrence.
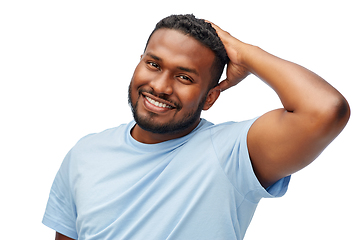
[76,123,129,146]
[189,118,258,156]
[200,118,258,139]
[68,122,131,159]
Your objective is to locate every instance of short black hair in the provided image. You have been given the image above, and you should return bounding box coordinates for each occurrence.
[144,14,229,89]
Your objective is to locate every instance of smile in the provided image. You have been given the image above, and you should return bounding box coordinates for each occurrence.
[144,96,173,109]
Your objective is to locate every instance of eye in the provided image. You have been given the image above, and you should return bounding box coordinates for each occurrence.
[147,61,160,70]
[178,75,193,83]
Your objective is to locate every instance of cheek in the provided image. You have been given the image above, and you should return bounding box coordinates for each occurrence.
[131,66,150,87]
[132,61,162,85]
[176,86,205,109]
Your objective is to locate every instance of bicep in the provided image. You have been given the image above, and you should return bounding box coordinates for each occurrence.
[247,108,336,188]
[56,232,75,240]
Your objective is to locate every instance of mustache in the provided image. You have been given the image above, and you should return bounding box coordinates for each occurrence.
[139,88,181,109]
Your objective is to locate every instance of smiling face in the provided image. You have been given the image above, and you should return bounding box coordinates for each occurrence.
[128,28,219,143]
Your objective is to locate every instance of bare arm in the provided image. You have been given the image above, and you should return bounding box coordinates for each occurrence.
[56,232,75,240]
[211,23,350,188]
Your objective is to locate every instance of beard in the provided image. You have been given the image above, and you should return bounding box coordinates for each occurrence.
[128,82,207,135]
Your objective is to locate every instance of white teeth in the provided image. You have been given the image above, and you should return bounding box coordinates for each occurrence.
[145,96,172,109]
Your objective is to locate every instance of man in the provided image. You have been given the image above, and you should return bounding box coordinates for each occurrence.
[43,14,350,240]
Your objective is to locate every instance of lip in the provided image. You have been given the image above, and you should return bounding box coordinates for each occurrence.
[142,93,177,114]
[141,92,177,109]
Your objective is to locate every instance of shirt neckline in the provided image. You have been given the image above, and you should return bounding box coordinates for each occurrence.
[126,119,209,152]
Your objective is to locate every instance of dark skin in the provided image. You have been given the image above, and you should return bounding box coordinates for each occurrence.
[55,232,73,240]
[210,22,350,188]
[55,22,350,239]
[55,29,219,240]
[129,29,218,144]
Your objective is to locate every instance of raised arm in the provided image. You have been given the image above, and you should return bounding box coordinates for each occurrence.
[56,232,75,240]
[211,23,350,188]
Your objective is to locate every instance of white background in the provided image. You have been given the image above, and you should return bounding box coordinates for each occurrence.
[1,0,359,239]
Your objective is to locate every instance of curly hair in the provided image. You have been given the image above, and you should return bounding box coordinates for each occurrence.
[144,14,229,89]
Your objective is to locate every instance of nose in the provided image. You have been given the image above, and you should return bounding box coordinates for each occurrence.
[149,71,173,96]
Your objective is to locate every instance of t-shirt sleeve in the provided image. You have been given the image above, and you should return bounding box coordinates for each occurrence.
[210,118,291,203]
[42,151,78,239]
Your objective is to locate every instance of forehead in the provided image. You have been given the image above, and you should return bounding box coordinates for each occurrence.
[145,29,215,79]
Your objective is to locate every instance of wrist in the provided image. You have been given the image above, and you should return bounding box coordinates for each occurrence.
[236,42,260,70]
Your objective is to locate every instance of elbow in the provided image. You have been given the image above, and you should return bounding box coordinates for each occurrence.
[335,96,351,121]
[316,93,350,133]
[327,94,350,123]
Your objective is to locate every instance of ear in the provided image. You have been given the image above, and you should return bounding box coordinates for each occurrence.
[202,87,221,110]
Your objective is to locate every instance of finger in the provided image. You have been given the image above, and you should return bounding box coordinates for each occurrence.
[204,20,228,39]
[217,79,233,92]
[205,20,219,31]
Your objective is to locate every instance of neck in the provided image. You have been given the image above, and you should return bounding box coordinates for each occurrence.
[131,119,200,144]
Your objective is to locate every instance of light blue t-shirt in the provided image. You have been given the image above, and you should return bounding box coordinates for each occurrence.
[43,118,290,240]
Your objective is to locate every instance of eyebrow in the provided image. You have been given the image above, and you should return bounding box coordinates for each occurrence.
[145,53,199,76]
[177,66,199,76]
[146,53,162,61]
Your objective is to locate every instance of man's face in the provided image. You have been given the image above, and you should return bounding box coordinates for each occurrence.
[129,28,216,136]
